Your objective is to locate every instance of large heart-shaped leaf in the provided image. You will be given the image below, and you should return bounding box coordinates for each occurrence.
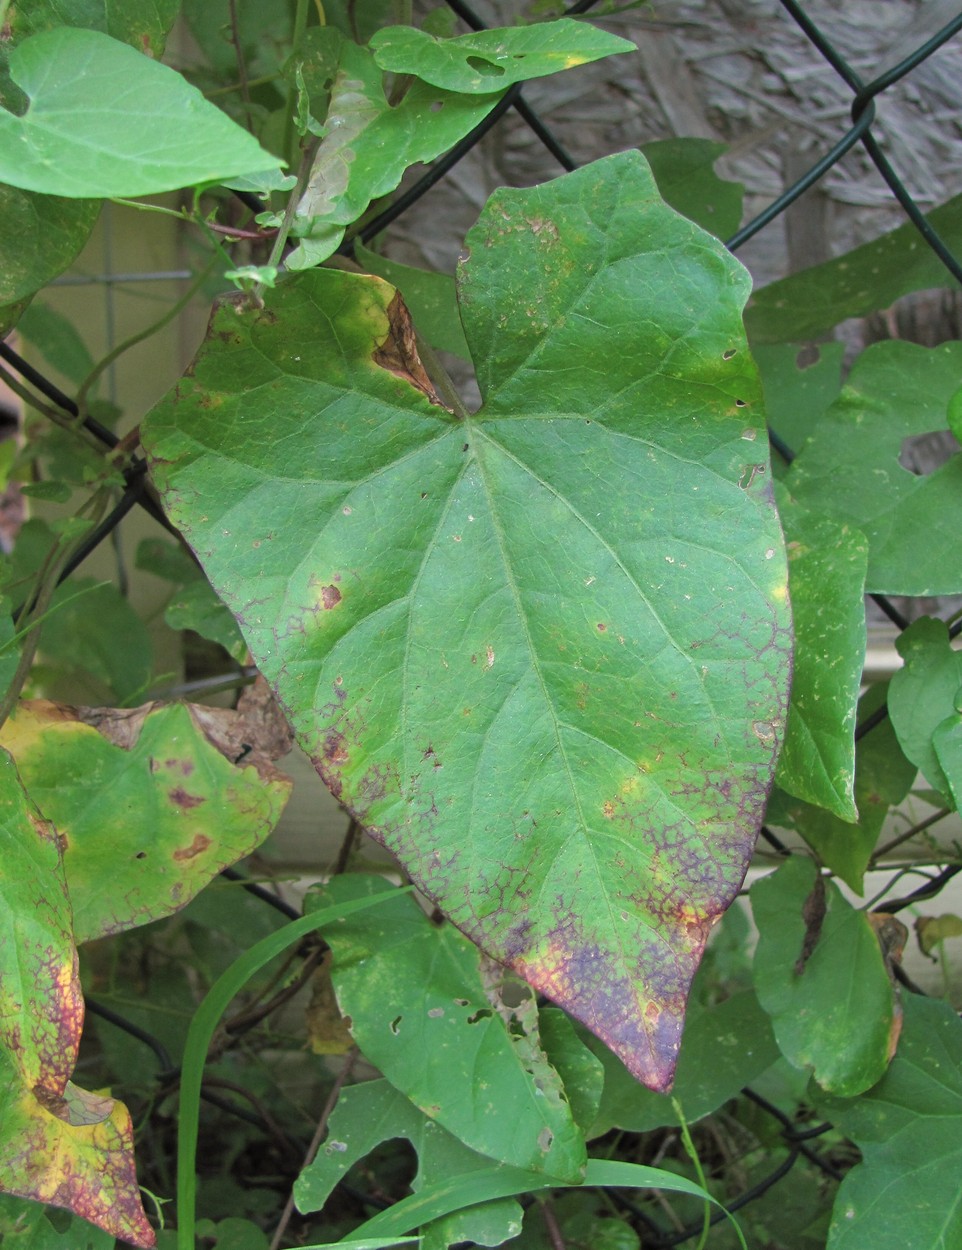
[142,151,791,1090]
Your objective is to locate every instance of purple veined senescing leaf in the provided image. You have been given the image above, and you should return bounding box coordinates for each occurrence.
[142,151,791,1091]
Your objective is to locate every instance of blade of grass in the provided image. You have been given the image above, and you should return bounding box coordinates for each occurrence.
[176,887,409,1250]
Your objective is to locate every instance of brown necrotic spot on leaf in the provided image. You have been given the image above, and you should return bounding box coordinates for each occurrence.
[372,290,448,408]
[173,834,211,861]
[320,584,342,610]
[795,871,827,975]
[168,787,204,809]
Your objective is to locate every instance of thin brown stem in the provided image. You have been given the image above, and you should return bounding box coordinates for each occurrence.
[227,0,254,131]
[332,816,363,875]
[540,1197,567,1250]
[268,1048,358,1250]
[871,807,953,863]
[220,944,325,1043]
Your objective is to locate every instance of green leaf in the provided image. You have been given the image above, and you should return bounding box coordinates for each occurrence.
[889,617,962,802]
[0,699,291,944]
[0,750,153,1248]
[753,342,844,473]
[38,578,152,705]
[164,579,247,662]
[8,0,182,57]
[192,1217,270,1250]
[0,188,99,325]
[0,749,78,1094]
[355,242,469,361]
[136,536,248,660]
[585,989,779,1135]
[307,875,586,1181]
[182,0,297,72]
[818,994,962,1250]
[288,34,507,268]
[751,857,896,1096]
[745,192,962,343]
[505,1192,638,1250]
[640,138,743,239]
[142,150,791,1092]
[774,493,867,821]
[15,303,95,386]
[766,683,917,893]
[537,1008,605,1136]
[0,597,21,703]
[293,1079,524,1249]
[369,20,635,93]
[784,340,962,595]
[0,28,282,197]
[0,1194,114,1248]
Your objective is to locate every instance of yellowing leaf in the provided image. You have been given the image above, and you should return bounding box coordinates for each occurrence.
[0,751,153,1247]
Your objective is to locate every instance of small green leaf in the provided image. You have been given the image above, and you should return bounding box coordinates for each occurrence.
[38,578,152,705]
[307,875,586,1182]
[784,340,962,595]
[537,1009,605,1136]
[640,138,743,239]
[293,1079,524,1249]
[0,28,282,197]
[192,1217,270,1250]
[164,579,247,662]
[774,494,866,821]
[766,683,917,893]
[0,188,100,321]
[818,994,962,1250]
[370,20,635,93]
[16,303,95,386]
[752,857,895,1096]
[889,617,962,802]
[288,34,507,267]
[746,192,962,343]
[135,537,247,660]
